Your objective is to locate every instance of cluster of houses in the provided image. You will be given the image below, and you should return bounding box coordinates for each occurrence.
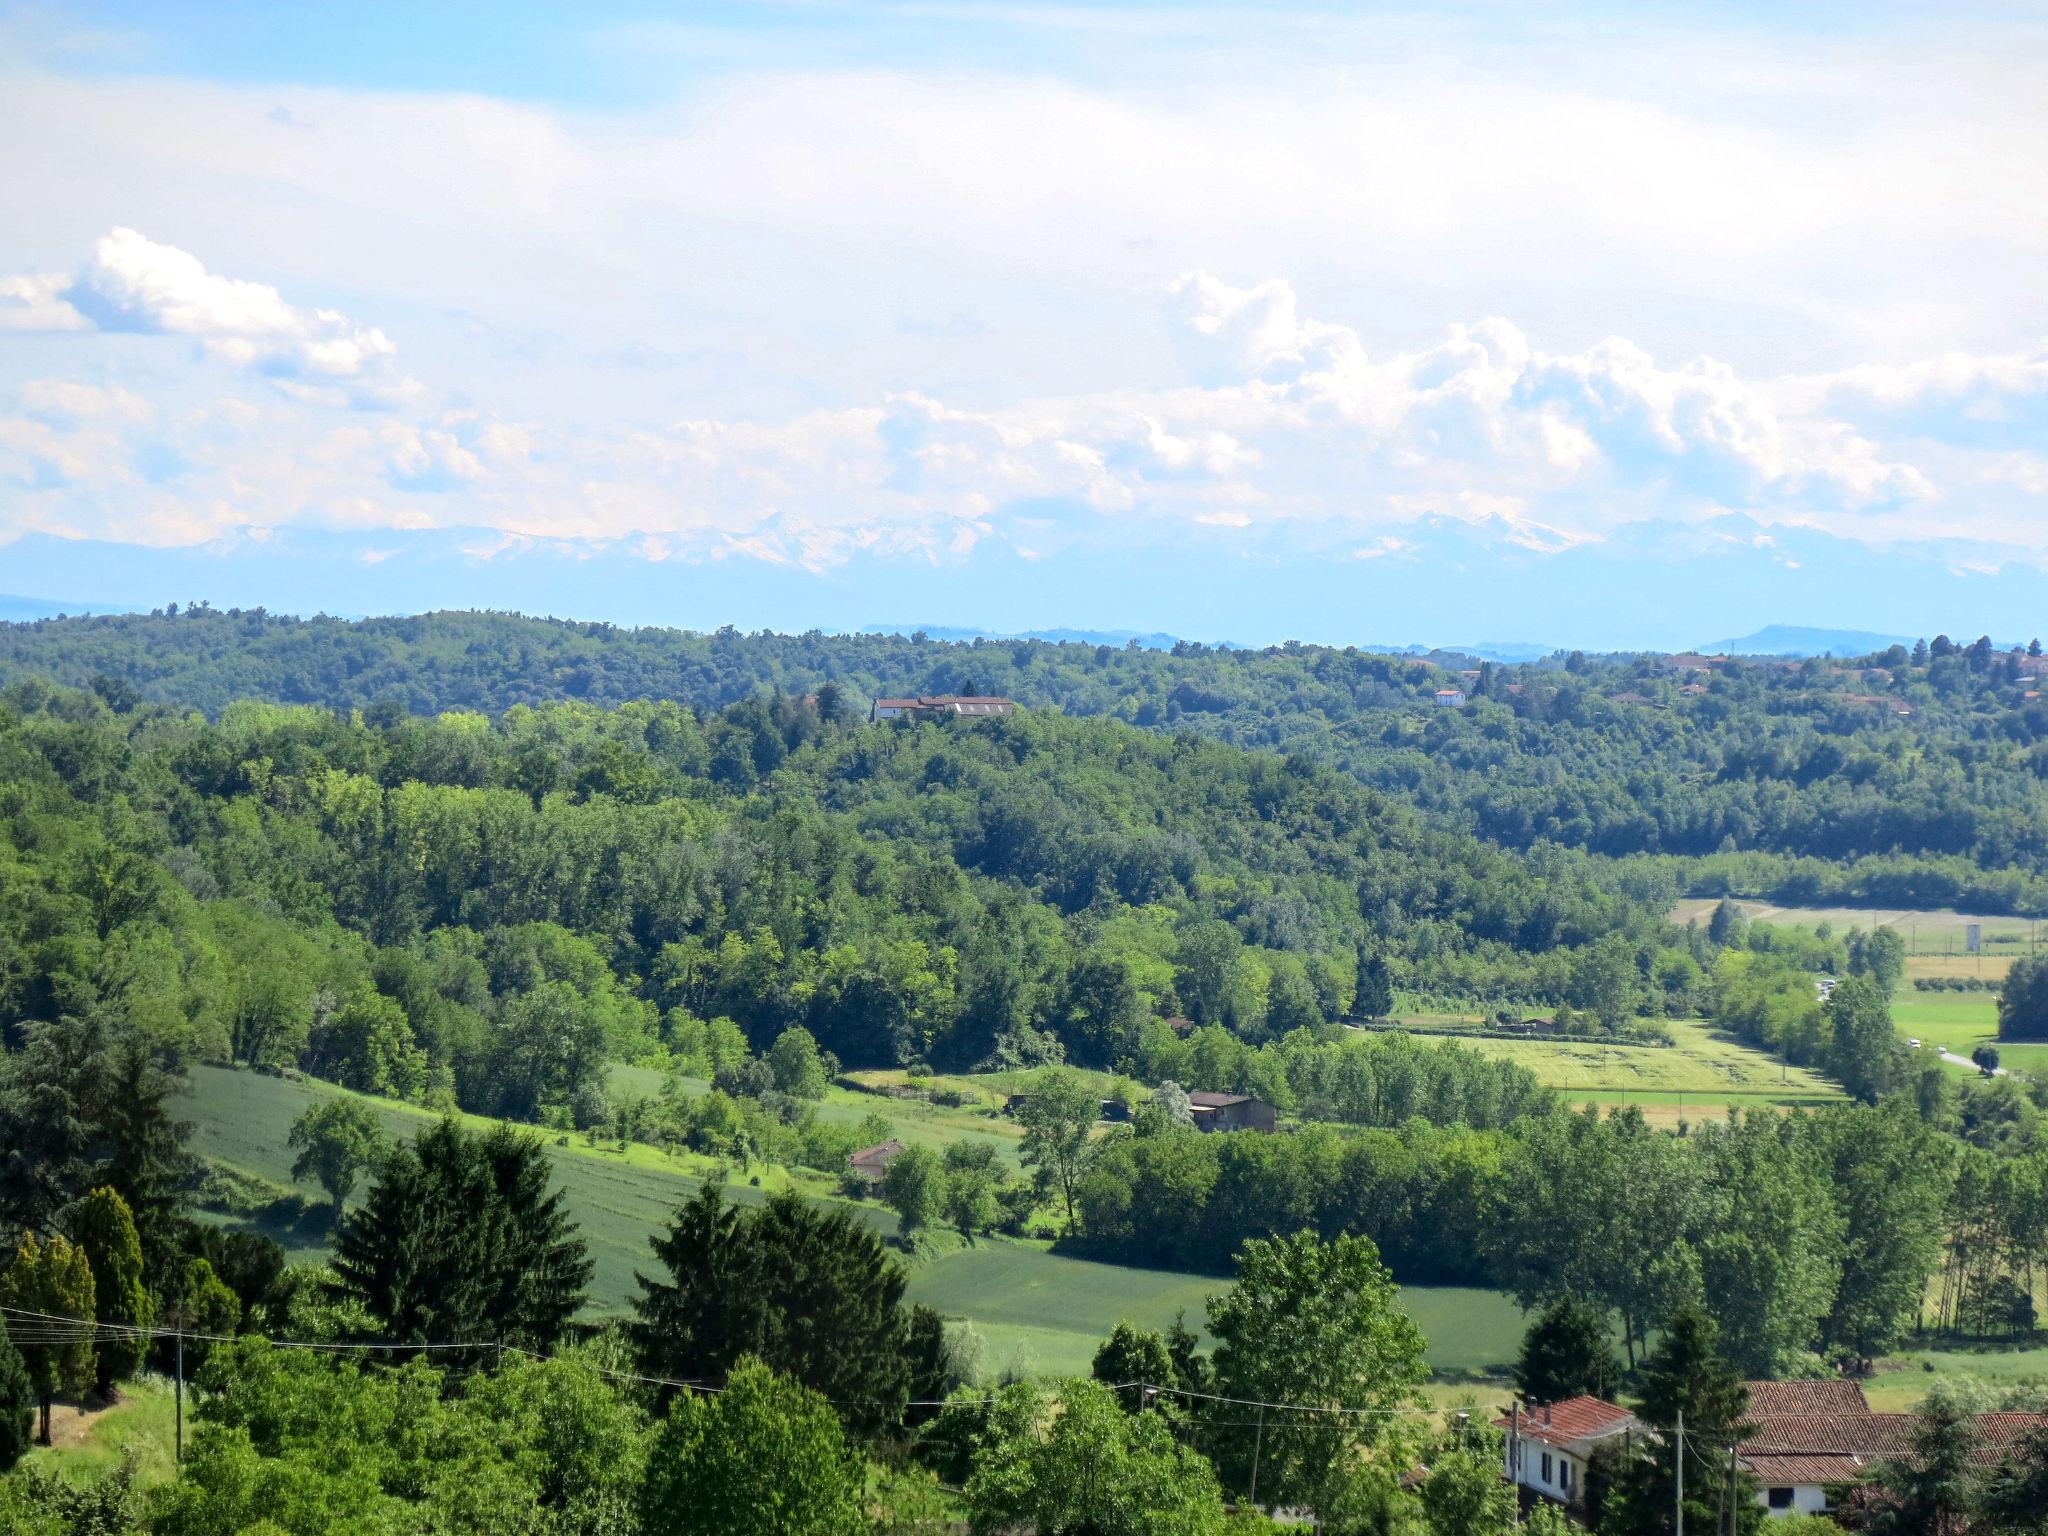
[869,693,1017,722]
[1498,1382,2048,1522]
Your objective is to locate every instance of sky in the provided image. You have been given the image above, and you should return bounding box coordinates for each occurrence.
[2,1,2045,650]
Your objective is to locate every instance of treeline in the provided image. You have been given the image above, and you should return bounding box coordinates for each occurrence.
[1078,1097,1957,1376]
[12,607,2048,897]
[0,681,1695,1133]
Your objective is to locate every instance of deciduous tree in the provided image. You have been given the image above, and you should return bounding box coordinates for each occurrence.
[639,1358,867,1536]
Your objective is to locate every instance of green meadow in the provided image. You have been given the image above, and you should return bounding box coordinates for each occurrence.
[181,1064,1526,1380]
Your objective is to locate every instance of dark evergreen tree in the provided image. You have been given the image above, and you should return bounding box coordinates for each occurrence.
[0,1015,193,1284]
[1599,1305,1759,1536]
[1865,1388,1979,1536]
[0,1318,32,1472]
[1353,952,1395,1019]
[331,1119,591,1352]
[1979,1415,2048,1534]
[1513,1296,1621,1405]
[631,1187,912,1437]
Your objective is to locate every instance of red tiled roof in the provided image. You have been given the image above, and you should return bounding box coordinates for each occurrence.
[847,1138,903,1175]
[1743,1411,2048,1471]
[1742,1453,1871,1486]
[1744,1414,1915,1457]
[1744,1380,1871,1416]
[1493,1396,1637,1451]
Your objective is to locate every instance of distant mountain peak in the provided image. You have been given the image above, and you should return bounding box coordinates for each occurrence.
[1698,624,1916,657]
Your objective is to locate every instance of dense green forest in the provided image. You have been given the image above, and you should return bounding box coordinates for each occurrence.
[9,608,2048,911]
[0,676,1679,1104]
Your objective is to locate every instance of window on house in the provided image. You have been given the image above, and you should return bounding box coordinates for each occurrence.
[1768,1488,1794,1510]
[1541,1452,1553,1483]
[1560,1459,1573,1492]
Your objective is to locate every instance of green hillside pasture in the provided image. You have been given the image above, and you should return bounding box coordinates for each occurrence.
[183,1064,852,1306]
[1862,1342,2048,1412]
[610,1062,1030,1169]
[183,1065,1521,1380]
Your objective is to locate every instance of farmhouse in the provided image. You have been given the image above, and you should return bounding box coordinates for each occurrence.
[1433,688,1466,708]
[1497,1396,1637,1511]
[1734,1380,2048,1518]
[1186,1091,1278,1134]
[870,694,1017,722]
[846,1138,904,1183]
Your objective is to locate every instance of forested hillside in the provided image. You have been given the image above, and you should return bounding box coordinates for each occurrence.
[8,607,2048,910]
[0,679,1676,1129]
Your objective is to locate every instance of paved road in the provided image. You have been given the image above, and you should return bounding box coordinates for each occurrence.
[1936,1048,2005,1076]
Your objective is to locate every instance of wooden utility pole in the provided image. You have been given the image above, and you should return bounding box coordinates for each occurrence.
[1248,1403,1266,1509]
[174,1326,184,1464]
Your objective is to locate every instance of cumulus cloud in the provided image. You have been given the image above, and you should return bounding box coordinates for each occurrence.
[2,232,2044,568]
[8,229,417,404]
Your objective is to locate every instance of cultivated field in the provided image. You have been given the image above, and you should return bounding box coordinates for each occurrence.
[1439,1019,1845,1121]
[181,1064,1523,1379]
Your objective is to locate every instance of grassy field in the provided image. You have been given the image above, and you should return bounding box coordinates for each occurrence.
[22,1378,180,1488]
[1671,899,2046,956]
[1863,1342,2048,1412]
[1436,1019,1845,1121]
[182,1064,1522,1380]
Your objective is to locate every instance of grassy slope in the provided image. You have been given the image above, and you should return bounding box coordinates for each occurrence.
[23,1378,179,1489]
[183,1064,1518,1378]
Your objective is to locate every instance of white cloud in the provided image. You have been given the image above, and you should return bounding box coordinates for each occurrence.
[2,169,2045,567]
[7,228,418,405]
[0,274,88,331]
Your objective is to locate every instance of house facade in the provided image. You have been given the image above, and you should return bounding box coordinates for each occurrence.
[1432,689,1466,708]
[1495,1396,1638,1511]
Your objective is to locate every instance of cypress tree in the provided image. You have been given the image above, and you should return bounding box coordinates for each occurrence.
[69,1187,153,1395]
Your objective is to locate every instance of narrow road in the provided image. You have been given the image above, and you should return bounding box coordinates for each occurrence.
[1936,1048,2004,1076]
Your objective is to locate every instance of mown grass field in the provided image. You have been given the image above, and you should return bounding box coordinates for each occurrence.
[181,1064,1523,1379]
[1863,1342,2048,1411]
[1671,899,2045,955]
[1435,1019,1845,1121]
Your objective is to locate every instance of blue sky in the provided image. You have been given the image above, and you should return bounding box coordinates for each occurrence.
[2,1,2045,648]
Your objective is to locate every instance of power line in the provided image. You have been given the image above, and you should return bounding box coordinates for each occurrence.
[1,1306,1445,1420]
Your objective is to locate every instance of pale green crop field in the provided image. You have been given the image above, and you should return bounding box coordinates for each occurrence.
[180,1064,1520,1380]
[1439,1020,1844,1113]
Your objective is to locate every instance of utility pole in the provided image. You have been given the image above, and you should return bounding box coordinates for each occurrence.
[1724,1440,1738,1536]
[1674,1408,1684,1536]
[1248,1403,1266,1511]
[174,1325,185,1464]
[1510,1402,1522,1529]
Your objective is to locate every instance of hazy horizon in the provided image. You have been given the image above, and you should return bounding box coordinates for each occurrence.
[5,2,2044,644]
